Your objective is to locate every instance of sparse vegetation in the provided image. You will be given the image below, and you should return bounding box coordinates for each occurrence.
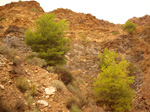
[66,79,89,111]
[0,16,6,21]
[70,105,83,112]
[26,57,47,68]
[112,31,120,35]
[94,48,135,112]
[66,97,79,109]
[67,84,80,95]
[16,77,29,93]
[123,21,136,34]
[31,8,39,12]
[29,83,37,96]
[127,63,137,76]
[0,44,8,54]
[46,66,55,73]
[0,101,11,112]
[77,93,89,108]
[79,33,87,45]
[66,94,87,112]
[0,44,24,64]
[25,13,71,66]
[0,44,25,74]
[26,93,34,108]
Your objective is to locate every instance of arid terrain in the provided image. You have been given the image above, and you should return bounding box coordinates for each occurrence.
[0,1,150,112]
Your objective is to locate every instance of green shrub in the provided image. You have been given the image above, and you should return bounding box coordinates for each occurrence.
[0,44,8,54]
[31,8,39,12]
[52,80,66,92]
[26,57,47,68]
[77,93,89,108]
[16,77,29,93]
[70,105,82,112]
[79,33,87,45]
[46,66,55,73]
[67,82,89,108]
[94,49,135,112]
[0,89,11,112]
[30,83,37,96]
[7,48,18,60]
[67,84,80,94]
[25,13,71,66]
[26,52,38,59]
[112,31,120,35]
[66,97,79,109]
[55,67,73,85]
[26,93,34,108]
[15,100,27,112]
[123,21,136,34]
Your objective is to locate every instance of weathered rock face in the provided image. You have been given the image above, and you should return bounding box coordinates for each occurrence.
[2,36,31,53]
[66,41,100,78]
[2,25,30,53]
[4,25,25,36]
[0,1,44,38]
[129,15,150,26]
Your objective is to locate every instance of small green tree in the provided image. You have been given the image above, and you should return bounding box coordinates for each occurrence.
[25,13,71,66]
[98,48,118,69]
[94,49,134,112]
[123,21,136,34]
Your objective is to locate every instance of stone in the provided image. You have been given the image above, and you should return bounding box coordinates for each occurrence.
[27,80,30,83]
[0,84,4,89]
[35,70,38,73]
[37,100,48,107]
[45,95,49,98]
[45,86,56,95]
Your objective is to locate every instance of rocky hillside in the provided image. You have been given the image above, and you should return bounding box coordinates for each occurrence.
[129,15,150,26]
[0,1,44,52]
[0,1,150,112]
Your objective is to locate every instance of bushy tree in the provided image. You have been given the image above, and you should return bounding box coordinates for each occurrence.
[93,48,134,112]
[98,48,118,69]
[123,21,136,34]
[25,13,71,66]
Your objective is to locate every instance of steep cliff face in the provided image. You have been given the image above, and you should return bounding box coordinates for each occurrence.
[0,1,150,112]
